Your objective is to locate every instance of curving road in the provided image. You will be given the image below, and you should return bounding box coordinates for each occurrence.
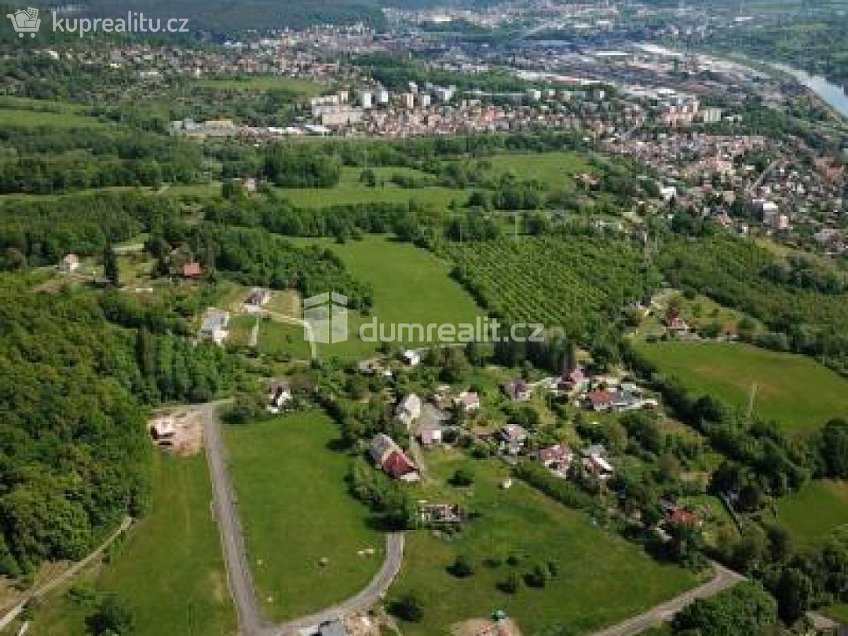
[590,562,745,636]
[202,403,403,636]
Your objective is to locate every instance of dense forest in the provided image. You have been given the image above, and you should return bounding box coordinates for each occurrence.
[0,127,203,194]
[0,192,181,268]
[0,278,150,576]
[0,272,248,575]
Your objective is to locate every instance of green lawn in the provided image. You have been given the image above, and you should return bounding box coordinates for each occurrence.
[224,411,384,621]
[32,453,235,636]
[635,341,848,432]
[390,450,699,635]
[228,313,313,360]
[776,480,848,544]
[274,167,466,209]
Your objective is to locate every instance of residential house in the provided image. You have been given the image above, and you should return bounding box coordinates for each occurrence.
[503,379,530,402]
[370,433,418,481]
[59,253,80,273]
[538,443,573,476]
[358,357,391,377]
[454,390,480,411]
[498,423,529,455]
[418,403,452,446]
[149,416,175,442]
[665,308,690,336]
[581,444,614,479]
[587,389,613,411]
[182,261,203,279]
[245,287,272,309]
[659,499,700,526]
[587,388,642,412]
[402,349,421,367]
[559,364,588,393]
[610,389,640,411]
[199,309,230,345]
[395,393,422,429]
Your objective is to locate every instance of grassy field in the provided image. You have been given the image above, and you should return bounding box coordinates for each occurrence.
[194,76,324,96]
[390,450,699,635]
[289,234,484,359]
[33,453,235,636]
[0,100,104,128]
[224,411,384,621]
[776,480,848,543]
[635,342,848,432]
[481,151,592,188]
[275,167,466,209]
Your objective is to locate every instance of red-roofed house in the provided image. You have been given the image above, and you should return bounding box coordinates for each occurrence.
[370,433,418,481]
[669,508,700,526]
[182,261,203,279]
[538,443,573,475]
[455,391,480,411]
[587,390,613,411]
[559,364,587,393]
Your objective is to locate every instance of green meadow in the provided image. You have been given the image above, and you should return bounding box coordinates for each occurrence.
[288,234,484,359]
[776,480,848,544]
[224,411,384,621]
[390,450,699,634]
[194,76,324,96]
[482,150,593,187]
[635,341,848,432]
[0,97,104,128]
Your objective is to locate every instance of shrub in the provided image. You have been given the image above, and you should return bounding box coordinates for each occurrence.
[390,591,424,622]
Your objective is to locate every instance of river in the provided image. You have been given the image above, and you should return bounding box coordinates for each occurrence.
[769,63,848,119]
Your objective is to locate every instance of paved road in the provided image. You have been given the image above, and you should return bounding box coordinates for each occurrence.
[203,403,268,636]
[0,516,133,632]
[269,532,404,636]
[808,611,842,632]
[590,562,745,636]
[202,403,404,636]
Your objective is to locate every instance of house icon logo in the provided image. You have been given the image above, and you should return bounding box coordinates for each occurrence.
[7,7,41,37]
[303,291,348,344]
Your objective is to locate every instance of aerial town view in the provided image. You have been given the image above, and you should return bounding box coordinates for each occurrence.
[0,0,846,635]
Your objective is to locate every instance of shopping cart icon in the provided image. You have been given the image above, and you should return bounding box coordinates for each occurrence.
[7,7,41,37]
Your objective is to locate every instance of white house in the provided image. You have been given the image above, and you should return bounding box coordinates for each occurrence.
[402,349,421,367]
[59,253,80,273]
[395,393,422,428]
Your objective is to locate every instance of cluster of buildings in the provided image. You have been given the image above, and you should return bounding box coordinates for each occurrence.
[365,350,665,490]
[607,128,845,249]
